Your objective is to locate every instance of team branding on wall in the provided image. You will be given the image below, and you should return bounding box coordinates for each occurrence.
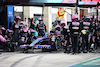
[84,1,97,5]
[79,1,98,5]
[30,0,77,3]
[62,0,77,3]
[7,0,77,3]
[7,6,14,29]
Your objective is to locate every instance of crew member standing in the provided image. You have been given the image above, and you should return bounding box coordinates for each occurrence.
[69,14,81,54]
[12,16,21,42]
[37,17,46,37]
[81,15,92,53]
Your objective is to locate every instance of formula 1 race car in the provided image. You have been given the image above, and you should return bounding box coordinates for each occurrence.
[20,33,64,53]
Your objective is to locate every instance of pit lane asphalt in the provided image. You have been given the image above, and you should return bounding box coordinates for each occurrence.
[0,50,100,67]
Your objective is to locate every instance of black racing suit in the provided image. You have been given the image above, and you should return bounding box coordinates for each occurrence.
[12,22,19,42]
[62,27,70,53]
[81,21,92,52]
[37,22,46,37]
[70,21,81,53]
[90,21,97,50]
[96,24,100,49]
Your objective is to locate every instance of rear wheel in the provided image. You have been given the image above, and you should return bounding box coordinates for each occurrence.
[10,44,15,52]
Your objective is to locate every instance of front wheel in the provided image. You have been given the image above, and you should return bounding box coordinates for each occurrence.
[55,39,61,51]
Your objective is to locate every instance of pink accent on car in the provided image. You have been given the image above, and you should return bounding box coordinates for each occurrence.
[34,45,38,48]
[43,44,48,46]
